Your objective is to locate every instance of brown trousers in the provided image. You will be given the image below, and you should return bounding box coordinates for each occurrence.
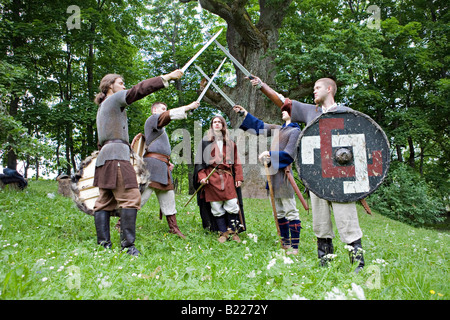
[93,166,141,212]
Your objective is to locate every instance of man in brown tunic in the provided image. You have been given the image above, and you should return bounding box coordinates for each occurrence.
[93,69,183,256]
[194,116,245,243]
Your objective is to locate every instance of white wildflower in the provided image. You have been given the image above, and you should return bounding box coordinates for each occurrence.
[247,233,258,243]
[267,258,277,270]
[283,256,294,264]
[349,283,366,300]
[288,294,308,300]
[325,287,347,300]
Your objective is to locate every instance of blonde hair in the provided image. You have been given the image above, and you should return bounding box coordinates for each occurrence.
[316,78,337,97]
[94,73,122,105]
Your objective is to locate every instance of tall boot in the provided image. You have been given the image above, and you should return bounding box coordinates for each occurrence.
[317,237,334,266]
[120,208,140,256]
[215,215,229,243]
[228,213,242,242]
[348,238,365,273]
[278,218,291,249]
[288,219,301,255]
[94,210,112,249]
[166,214,186,238]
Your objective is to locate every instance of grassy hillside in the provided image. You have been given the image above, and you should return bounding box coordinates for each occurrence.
[0,180,448,300]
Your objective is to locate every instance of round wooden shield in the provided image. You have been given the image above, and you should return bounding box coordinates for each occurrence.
[296,110,390,202]
[70,147,150,216]
[131,133,146,158]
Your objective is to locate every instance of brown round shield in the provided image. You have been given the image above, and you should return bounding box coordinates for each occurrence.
[296,109,390,202]
[70,147,150,215]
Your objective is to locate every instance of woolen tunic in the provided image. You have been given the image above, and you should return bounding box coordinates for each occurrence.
[238,112,301,199]
[195,138,244,203]
[93,76,166,189]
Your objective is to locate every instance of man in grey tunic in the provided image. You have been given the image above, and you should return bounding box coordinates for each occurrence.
[248,76,365,273]
[93,69,183,256]
[141,100,200,238]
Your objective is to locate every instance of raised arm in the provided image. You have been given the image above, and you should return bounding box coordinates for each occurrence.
[247,76,284,108]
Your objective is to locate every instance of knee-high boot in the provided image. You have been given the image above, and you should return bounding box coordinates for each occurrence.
[278,218,290,249]
[120,208,140,256]
[348,238,365,273]
[288,219,301,253]
[94,210,112,249]
[166,214,186,238]
[317,237,334,266]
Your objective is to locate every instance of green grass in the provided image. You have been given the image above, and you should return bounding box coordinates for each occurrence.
[0,180,448,300]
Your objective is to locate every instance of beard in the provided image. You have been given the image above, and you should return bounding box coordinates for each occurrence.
[314,96,324,105]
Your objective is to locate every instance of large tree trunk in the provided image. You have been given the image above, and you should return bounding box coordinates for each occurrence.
[182,0,293,197]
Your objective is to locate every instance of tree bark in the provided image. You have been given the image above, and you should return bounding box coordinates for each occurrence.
[182,0,293,197]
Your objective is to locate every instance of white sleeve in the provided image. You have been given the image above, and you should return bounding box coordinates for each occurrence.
[169,106,187,120]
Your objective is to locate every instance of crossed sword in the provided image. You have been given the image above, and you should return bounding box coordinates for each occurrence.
[180,29,310,237]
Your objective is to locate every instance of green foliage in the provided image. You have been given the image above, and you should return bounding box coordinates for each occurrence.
[0,180,448,300]
[367,162,446,227]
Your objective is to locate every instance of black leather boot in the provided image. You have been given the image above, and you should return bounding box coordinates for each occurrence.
[94,210,112,249]
[120,208,140,256]
[348,238,365,273]
[317,237,334,266]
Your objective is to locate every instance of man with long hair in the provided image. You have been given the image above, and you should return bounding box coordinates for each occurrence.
[93,69,182,256]
[193,116,246,243]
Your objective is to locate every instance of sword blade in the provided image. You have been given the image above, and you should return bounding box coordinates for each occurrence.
[197,57,227,103]
[206,32,253,79]
[194,64,235,106]
[181,29,223,73]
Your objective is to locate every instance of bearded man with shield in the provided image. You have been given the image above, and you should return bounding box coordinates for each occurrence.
[92,69,183,256]
[247,76,390,273]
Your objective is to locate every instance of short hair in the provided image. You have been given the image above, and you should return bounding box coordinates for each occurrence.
[151,101,168,113]
[316,78,337,97]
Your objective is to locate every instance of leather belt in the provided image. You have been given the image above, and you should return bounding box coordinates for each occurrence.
[217,168,232,176]
[144,152,170,165]
[102,139,130,146]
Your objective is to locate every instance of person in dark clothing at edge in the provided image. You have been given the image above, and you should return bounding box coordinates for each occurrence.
[246,75,365,273]
[93,69,183,256]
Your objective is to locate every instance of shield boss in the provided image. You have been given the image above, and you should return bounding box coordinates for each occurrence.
[296,110,390,202]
